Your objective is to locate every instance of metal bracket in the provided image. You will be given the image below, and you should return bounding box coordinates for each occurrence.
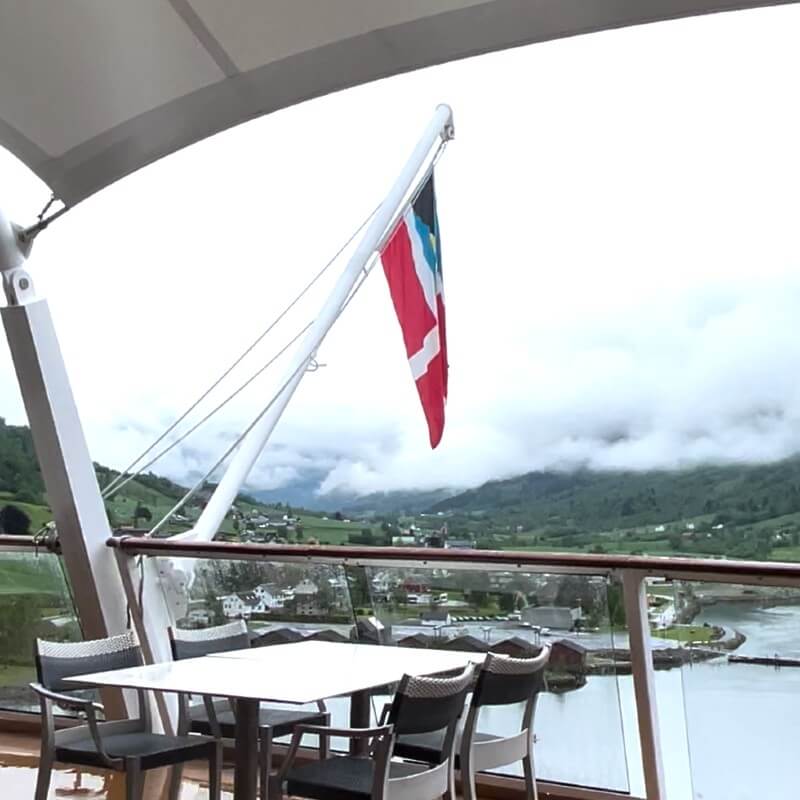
[437,104,455,142]
[0,209,35,305]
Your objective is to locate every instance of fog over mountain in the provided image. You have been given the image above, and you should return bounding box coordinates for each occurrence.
[2,6,800,506]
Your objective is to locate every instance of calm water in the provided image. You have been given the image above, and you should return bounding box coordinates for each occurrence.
[291,604,800,798]
[539,602,800,800]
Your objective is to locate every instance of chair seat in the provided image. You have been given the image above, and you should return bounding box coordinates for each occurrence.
[188,703,328,738]
[287,756,425,800]
[56,731,214,771]
[394,729,502,766]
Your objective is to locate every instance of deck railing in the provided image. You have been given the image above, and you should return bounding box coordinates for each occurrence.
[0,534,79,717]
[106,537,800,800]
[3,533,800,799]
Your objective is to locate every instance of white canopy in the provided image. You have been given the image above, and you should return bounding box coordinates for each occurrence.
[1,0,794,206]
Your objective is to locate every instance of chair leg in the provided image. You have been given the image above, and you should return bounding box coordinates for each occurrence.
[125,759,144,800]
[259,728,273,800]
[34,751,53,800]
[523,754,537,800]
[319,713,331,761]
[446,758,457,800]
[168,763,184,800]
[209,741,223,800]
[460,751,478,800]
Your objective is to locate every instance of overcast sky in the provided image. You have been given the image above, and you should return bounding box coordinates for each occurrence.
[3,5,800,499]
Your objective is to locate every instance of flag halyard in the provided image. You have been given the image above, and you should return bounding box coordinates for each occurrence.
[381,174,448,448]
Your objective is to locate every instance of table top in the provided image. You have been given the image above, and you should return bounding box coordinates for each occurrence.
[65,640,484,704]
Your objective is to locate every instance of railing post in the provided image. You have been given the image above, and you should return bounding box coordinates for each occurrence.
[621,570,666,800]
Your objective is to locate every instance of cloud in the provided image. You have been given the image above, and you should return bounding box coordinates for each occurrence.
[2,5,800,501]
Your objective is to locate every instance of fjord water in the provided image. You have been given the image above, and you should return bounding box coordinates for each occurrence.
[434,602,800,799]
[528,602,800,799]
[309,603,800,798]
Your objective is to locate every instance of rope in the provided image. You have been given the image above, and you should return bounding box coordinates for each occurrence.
[147,252,380,537]
[21,197,70,242]
[144,136,448,537]
[102,321,313,499]
[101,203,380,498]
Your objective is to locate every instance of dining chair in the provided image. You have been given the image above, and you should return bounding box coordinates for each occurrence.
[277,663,475,800]
[169,621,330,800]
[393,645,551,800]
[31,630,221,800]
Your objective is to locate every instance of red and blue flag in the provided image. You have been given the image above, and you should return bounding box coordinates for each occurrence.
[380,174,448,448]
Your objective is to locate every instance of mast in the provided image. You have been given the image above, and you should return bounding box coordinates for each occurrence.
[188,104,454,542]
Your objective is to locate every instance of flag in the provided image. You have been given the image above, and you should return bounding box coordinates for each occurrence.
[380,174,448,448]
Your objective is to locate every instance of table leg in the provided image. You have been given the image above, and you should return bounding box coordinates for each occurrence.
[234,698,259,800]
[349,689,371,756]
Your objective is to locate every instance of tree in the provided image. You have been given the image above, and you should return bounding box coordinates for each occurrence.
[468,589,489,609]
[499,592,516,613]
[0,504,31,535]
[14,489,39,505]
[133,504,152,527]
[104,502,119,529]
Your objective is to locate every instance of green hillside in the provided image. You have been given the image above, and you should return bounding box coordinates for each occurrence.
[432,458,800,560]
[0,418,348,540]
[433,460,800,526]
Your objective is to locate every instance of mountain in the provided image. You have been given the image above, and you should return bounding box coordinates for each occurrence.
[339,488,458,515]
[249,467,457,514]
[432,458,800,531]
[0,418,273,533]
[0,418,44,504]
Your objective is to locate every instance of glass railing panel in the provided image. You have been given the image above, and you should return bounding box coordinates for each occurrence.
[0,549,81,713]
[671,581,800,800]
[361,564,631,793]
[153,556,358,746]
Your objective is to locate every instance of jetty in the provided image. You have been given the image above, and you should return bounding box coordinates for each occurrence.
[728,654,800,667]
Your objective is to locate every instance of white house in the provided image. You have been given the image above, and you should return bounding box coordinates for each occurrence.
[254,584,283,610]
[421,610,452,627]
[292,579,320,615]
[219,594,249,619]
[521,606,582,630]
[293,579,319,596]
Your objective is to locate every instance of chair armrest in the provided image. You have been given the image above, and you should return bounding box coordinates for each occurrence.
[31,682,119,768]
[376,702,392,726]
[292,723,391,739]
[29,683,103,715]
[276,723,393,787]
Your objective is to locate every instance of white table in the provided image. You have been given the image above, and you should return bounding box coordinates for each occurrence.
[67,640,483,800]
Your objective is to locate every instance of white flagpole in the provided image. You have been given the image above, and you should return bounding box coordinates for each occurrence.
[187,104,454,543]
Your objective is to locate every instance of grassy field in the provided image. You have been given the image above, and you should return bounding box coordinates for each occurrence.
[657,625,716,643]
[0,663,35,687]
[0,556,67,597]
[770,546,800,561]
[0,491,53,531]
[297,515,359,544]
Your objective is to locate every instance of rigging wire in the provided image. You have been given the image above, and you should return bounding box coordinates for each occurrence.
[147,251,380,537]
[101,202,380,498]
[102,321,313,499]
[144,137,448,536]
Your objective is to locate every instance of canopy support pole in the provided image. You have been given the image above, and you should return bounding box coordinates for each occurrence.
[0,208,175,725]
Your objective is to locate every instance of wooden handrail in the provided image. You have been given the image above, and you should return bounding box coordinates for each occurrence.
[107,535,800,584]
[0,534,59,552]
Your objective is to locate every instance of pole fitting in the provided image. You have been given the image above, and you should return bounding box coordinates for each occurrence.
[0,208,36,306]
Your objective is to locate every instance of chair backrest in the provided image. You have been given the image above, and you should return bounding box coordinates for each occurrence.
[169,620,250,660]
[471,647,550,710]
[35,631,142,692]
[388,664,474,740]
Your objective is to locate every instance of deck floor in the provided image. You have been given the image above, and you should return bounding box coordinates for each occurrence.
[0,731,235,799]
[0,732,508,800]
